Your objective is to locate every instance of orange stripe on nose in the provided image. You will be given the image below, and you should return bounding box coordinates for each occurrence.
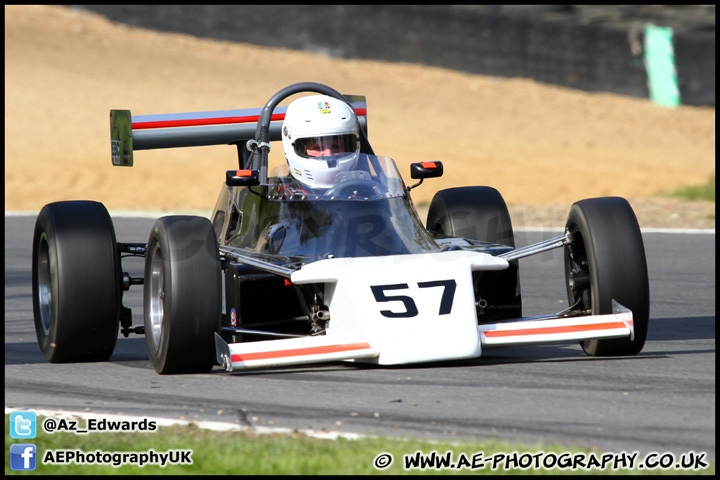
[483,321,627,338]
[231,342,372,362]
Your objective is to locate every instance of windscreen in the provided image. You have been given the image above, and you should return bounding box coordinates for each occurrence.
[230,155,441,258]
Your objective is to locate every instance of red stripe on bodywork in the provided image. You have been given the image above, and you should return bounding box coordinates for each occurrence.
[133,114,274,129]
[231,342,371,363]
[483,321,627,338]
[132,109,367,130]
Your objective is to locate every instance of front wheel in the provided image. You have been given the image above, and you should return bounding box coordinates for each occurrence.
[32,201,121,362]
[564,197,650,356]
[144,216,222,374]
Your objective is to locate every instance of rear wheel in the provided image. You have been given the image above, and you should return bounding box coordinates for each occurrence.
[564,197,650,356]
[144,216,221,374]
[426,186,521,321]
[426,186,515,247]
[32,201,121,362]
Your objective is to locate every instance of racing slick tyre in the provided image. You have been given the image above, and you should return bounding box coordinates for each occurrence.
[426,186,521,321]
[564,197,650,356]
[32,201,121,363]
[426,186,515,247]
[144,216,221,374]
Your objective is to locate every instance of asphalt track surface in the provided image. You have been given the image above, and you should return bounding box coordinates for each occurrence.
[5,214,715,461]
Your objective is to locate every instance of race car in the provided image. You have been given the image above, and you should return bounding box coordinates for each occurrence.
[32,82,650,374]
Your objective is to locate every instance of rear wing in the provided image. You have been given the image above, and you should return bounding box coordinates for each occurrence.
[110,96,368,167]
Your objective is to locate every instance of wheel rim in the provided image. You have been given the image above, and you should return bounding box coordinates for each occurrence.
[36,233,53,334]
[566,227,592,313]
[148,244,165,349]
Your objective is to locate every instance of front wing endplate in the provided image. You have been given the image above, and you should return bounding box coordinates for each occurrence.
[215,332,378,371]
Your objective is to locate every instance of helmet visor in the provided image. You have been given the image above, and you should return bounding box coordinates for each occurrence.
[293,134,358,159]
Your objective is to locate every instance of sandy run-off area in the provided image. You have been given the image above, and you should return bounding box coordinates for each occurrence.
[5,5,715,228]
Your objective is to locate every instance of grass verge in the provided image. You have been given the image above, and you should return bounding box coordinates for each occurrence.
[5,414,713,475]
[666,174,715,202]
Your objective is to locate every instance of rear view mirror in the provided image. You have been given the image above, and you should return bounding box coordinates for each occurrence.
[410,161,443,179]
[226,169,260,187]
[408,162,443,191]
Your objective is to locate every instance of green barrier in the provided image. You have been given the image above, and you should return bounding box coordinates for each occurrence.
[644,24,681,108]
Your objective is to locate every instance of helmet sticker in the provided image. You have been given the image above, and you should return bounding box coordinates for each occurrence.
[318,101,331,114]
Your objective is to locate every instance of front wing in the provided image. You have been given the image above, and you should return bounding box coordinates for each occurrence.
[215,251,634,371]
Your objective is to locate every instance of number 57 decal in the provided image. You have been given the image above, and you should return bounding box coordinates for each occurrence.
[370,280,457,318]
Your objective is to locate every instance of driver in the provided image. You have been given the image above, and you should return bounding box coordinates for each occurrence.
[281,94,361,193]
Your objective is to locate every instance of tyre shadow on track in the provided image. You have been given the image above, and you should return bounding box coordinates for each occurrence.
[4,337,149,367]
[647,316,715,341]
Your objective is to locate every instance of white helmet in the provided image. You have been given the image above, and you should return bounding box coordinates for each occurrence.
[282,94,360,190]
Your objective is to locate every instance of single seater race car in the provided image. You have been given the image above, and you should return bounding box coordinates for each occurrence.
[32,82,649,374]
